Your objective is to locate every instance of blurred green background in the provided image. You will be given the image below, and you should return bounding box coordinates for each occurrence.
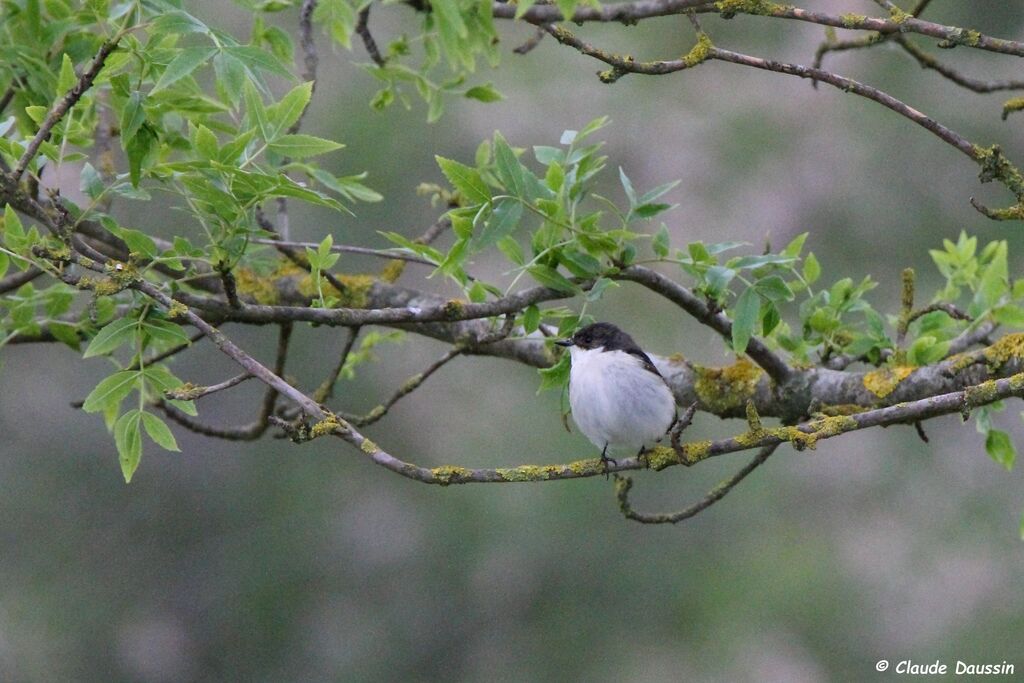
[3,2,1024,681]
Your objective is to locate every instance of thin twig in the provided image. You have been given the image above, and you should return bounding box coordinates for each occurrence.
[513,27,547,55]
[342,347,463,426]
[340,314,515,426]
[896,36,1024,93]
[907,302,971,325]
[165,373,253,401]
[312,326,362,403]
[613,444,778,524]
[356,5,386,67]
[0,265,44,294]
[11,37,121,181]
[252,237,438,267]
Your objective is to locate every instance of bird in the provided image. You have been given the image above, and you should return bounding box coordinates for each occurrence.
[556,322,677,471]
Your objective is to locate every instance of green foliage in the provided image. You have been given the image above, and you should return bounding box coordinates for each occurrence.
[975,404,1016,472]
[314,0,507,121]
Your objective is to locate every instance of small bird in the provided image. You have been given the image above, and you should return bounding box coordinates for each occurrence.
[556,322,677,470]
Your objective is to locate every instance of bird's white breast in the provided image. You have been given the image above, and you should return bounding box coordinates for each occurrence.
[567,346,676,452]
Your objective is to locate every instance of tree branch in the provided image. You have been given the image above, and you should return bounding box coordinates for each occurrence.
[613,443,778,524]
[10,36,122,181]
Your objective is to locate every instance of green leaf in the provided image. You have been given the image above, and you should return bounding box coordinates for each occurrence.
[559,250,602,278]
[464,83,503,102]
[24,106,48,124]
[972,240,1008,315]
[141,319,192,347]
[152,10,210,34]
[985,429,1016,471]
[731,287,760,354]
[619,167,638,206]
[528,265,578,294]
[537,353,570,392]
[703,266,736,296]
[266,81,313,136]
[57,53,76,93]
[534,146,564,165]
[477,197,522,248]
[688,242,712,264]
[652,224,670,258]
[80,162,103,200]
[267,134,344,158]
[754,274,794,302]
[192,124,219,161]
[493,132,526,197]
[83,318,139,358]
[141,412,180,452]
[522,304,540,333]
[151,47,216,93]
[782,232,809,258]
[586,277,617,302]
[125,124,157,187]
[435,156,490,205]
[49,322,81,350]
[632,202,672,219]
[223,45,294,79]
[115,409,143,483]
[497,236,524,266]
[762,302,781,336]
[82,371,139,413]
[120,92,146,143]
[803,252,821,284]
[243,80,272,141]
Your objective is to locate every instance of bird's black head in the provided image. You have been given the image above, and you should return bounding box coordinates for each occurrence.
[555,322,639,352]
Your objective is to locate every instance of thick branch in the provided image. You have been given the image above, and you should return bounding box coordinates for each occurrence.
[617,265,792,383]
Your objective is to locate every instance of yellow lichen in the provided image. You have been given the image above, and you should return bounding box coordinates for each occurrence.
[840,13,866,28]
[814,404,868,417]
[297,272,376,308]
[432,465,471,486]
[167,300,189,319]
[667,352,687,364]
[645,445,680,471]
[682,33,713,67]
[234,266,280,305]
[1002,97,1024,121]
[310,415,342,438]
[91,278,127,296]
[495,464,564,482]
[863,366,913,398]
[963,380,1000,413]
[359,438,378,454]
[715,0,789,17]
[982,333,1024,369]
[779,415,858,451]
[946,352,976,373]
[568,459,602,476]
[693,358,764,413]
[888,5,911,24]
[443,299,465,319]
[165,382,202,401]
[380,259,405,283]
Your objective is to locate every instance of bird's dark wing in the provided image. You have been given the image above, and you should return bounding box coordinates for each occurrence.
[624,347,663,378]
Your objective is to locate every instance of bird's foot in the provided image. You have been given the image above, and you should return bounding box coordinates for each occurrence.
[636,446,650,469]
[599,444,617,478]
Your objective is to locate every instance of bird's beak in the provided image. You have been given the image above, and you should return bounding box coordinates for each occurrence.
[554,339,573,347]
